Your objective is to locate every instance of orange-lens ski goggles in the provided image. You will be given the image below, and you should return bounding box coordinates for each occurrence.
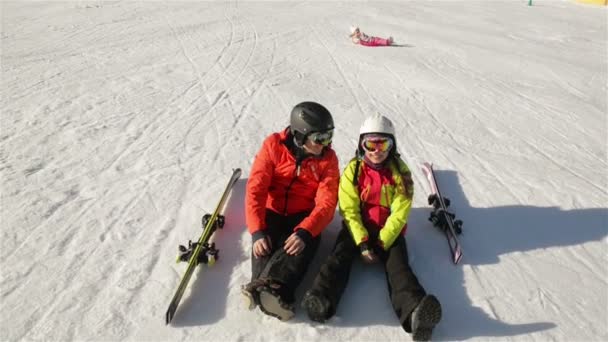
[361,137,393,153]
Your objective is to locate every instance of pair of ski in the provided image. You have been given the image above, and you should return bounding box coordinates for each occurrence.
[420,162,463,265]
[165,168,241,324]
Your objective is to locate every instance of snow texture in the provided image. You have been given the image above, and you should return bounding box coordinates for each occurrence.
[1,1,607,341]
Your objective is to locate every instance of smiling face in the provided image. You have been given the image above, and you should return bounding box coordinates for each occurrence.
[361,134,393,164]
[365,148,389,164]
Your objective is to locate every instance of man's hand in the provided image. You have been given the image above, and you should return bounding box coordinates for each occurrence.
[284,233,305,256]
[253,236,272,258]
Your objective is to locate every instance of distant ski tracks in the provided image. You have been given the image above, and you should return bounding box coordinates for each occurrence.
[313,25,366,116]
[391,51,605,195]
[383,61,463,168]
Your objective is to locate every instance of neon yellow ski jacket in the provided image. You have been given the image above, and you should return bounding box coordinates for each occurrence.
[339,156,414,250]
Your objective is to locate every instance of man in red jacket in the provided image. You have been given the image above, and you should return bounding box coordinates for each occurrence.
[241,101,340,321]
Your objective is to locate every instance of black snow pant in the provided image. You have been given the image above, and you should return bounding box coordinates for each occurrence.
[308,222,426,332]
[251,209,321,304]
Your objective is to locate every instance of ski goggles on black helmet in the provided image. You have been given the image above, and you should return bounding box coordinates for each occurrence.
[361,135,393,153]
[307,130,333,146]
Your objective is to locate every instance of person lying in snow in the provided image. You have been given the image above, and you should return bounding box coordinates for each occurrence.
[349,25,394,46]
[301,113,442,341]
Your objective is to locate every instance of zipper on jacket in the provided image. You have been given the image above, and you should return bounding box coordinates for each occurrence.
[282,161,301,215]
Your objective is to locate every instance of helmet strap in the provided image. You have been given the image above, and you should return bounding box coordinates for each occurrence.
[293,135,304,148]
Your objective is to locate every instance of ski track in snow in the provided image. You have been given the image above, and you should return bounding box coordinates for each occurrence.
[313,25,367,117]
[1,2,607,342]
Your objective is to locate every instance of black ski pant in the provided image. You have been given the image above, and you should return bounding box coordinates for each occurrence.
[251,209,321,304]
[308,223,426,332]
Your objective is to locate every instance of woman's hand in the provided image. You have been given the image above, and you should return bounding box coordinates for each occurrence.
[361,249,379,264]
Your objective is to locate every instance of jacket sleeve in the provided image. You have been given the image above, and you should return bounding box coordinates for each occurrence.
[297,151,340,237]
[245,135,275,235]
[378,160,413,250]
[338,159,369,246]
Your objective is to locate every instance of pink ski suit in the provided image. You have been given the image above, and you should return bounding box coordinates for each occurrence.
[352,31,392,47]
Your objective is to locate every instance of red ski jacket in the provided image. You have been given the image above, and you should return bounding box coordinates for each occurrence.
[245,128,340,237]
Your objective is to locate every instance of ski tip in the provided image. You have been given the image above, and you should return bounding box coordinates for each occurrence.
[166,303,178,325]
[453,251,463,265]
[420,162,434,176]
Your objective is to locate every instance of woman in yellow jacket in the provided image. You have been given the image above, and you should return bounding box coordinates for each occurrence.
[301,114,442,341]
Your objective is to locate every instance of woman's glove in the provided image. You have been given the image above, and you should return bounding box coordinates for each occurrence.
[359,242,379,264]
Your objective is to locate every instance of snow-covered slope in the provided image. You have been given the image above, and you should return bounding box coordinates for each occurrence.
[1,1,606,341]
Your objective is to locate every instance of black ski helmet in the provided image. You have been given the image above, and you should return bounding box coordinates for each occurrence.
[290,101,334,145]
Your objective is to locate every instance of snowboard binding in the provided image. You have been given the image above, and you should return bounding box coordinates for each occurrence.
[427,194,463,235]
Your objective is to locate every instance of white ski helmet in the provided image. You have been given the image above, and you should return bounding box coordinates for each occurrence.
[357,113,397,156]
[359,113,395,136]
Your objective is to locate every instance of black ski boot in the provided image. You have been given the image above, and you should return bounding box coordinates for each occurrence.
[258,282,295,321]
[241,278,270,310]
[410,295,442,341]
[301,289,332,323]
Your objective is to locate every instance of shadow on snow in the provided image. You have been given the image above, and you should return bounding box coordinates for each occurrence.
[168,171,607,340]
